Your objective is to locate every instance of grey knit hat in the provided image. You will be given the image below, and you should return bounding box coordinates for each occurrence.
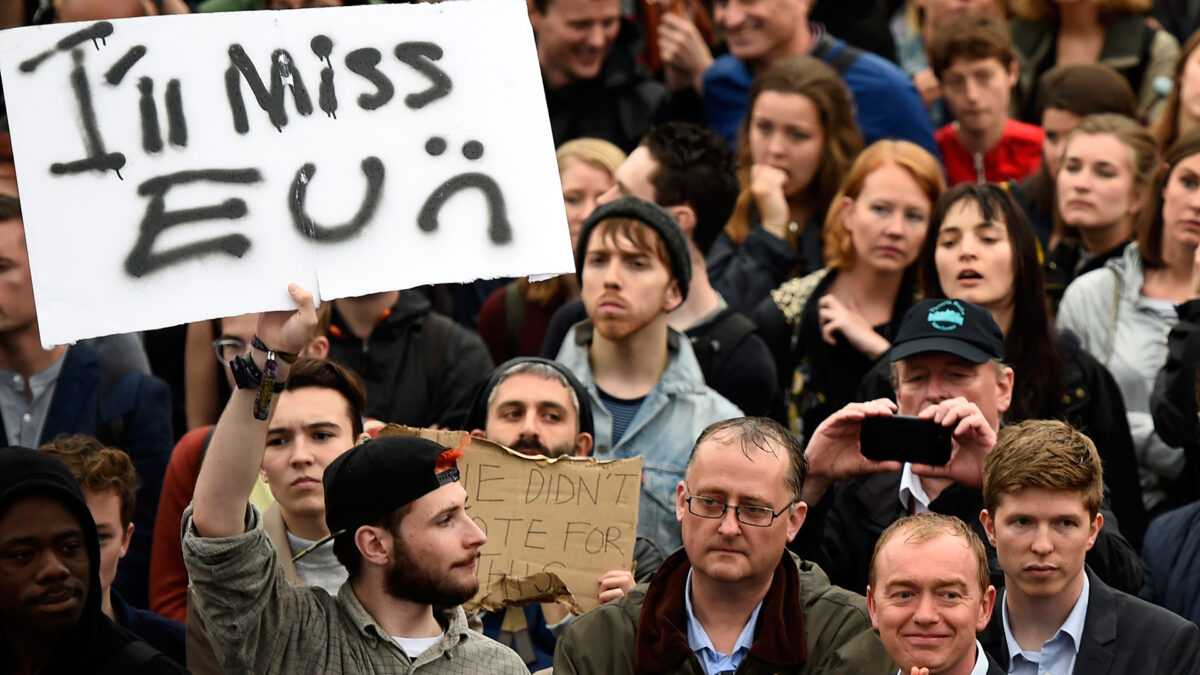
[573,197,691,302]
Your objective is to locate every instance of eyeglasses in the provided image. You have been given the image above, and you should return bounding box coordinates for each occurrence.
[683,490,791,528]
[212,337,252,364]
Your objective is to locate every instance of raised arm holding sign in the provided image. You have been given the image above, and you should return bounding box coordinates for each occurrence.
[184,284,528,673]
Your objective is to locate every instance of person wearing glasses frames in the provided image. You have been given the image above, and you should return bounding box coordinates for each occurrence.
[554,416,894,674]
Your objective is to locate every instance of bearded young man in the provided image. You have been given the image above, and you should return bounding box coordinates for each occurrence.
[185,285,525,674]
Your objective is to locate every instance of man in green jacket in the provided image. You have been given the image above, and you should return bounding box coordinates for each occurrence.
[553,416,894,674]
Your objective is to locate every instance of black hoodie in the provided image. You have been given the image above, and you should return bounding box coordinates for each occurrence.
[0,447,186,675]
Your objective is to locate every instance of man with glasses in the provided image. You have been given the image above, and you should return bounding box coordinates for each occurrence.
[553,416,894,673]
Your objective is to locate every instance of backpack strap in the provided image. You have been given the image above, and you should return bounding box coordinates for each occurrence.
[689,308,758,385]
[96,639,160,675]
[810,31,863,76]
[423,312,454,395]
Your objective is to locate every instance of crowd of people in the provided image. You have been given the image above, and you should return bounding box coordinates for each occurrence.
[4,0,1200,673]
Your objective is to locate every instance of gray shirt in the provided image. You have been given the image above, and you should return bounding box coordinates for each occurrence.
[286,528,348,597]
[0,351,65,447]
[182,504,528,675]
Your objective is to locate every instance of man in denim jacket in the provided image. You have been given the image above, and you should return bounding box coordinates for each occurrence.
[554,197,742,554]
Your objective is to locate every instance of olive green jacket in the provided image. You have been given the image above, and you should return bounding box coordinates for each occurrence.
[553,550,894,674]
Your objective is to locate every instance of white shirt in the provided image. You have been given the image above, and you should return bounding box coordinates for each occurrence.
[392,634,442,659]
[1002,575,1090,675]
[894,640,990,675]
[898,463,932,515]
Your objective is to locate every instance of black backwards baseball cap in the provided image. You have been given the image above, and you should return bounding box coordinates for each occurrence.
[294,435,463,562]
[889,299,1005,364]
[574,196,692,302]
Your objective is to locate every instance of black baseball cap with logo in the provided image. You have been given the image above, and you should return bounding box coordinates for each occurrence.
[889,299,1005,364]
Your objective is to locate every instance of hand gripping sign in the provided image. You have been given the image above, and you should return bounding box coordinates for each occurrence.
[0,2,573,347]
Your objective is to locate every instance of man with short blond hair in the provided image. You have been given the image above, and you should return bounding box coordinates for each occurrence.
[868,512,1002,675]
[979,419,1200,674]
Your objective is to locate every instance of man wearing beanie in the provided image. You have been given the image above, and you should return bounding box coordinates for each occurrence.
[787,299,1140,597]
[0,447,185,674]
[553,196,742,554]
[185,285,526,674]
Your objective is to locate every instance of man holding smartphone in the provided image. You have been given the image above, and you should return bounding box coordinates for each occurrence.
[790,299,1012,594]
[791,299,1142,599]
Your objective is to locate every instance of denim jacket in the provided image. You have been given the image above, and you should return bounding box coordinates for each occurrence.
[555,322,743,553]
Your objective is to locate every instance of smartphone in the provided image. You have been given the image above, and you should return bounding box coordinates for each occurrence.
[859,415,952,466]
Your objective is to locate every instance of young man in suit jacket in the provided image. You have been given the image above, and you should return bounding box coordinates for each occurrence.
[979,419,1200,674]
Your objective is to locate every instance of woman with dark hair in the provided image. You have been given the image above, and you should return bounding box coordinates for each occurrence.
[1154,27,1200,151]
[755,140,944,440]
[1059,131,1200,516]
[707,55,864,314]
[1012,62,1138,246]
[1008,0,1179,124]
[923,183,1146,546]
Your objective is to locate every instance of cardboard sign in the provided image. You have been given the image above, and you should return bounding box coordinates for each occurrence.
[0,2,573,348]
[381,426,642,614]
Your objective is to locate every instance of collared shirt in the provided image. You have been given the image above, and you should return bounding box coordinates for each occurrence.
[684,569,763,674]
[0,352,65,447]
[1002,575,1090,675]
[894,640,991,675]
[182,504,528,675]
[898,463,932,515]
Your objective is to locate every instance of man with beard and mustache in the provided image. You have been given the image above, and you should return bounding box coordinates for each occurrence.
[185,285,526,674]
[0,447,185,674]
[464,357,665,670]
[553,197,741,555]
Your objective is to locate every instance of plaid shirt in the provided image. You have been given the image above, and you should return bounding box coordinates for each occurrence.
[182,505,529,674]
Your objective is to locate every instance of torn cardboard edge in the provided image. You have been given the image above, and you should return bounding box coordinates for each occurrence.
[466,571,583,615]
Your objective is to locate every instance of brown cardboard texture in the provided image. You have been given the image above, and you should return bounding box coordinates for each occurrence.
[378,425,642,614]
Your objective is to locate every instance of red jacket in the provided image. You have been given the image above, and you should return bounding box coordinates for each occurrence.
[936,119,1044,186]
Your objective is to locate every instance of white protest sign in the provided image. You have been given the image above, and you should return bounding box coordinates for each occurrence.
[0,2,573,347]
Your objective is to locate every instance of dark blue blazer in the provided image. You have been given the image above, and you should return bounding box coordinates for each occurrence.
[981,568,1200,674]
[0,343,173,609]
